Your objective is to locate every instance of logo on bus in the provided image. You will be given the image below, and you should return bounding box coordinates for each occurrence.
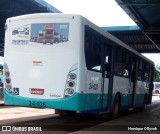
[89,83,98,90]
[33,61,43,66]
[50,94,61,98]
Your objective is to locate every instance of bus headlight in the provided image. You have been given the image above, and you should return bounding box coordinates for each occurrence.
[64,64,78,98]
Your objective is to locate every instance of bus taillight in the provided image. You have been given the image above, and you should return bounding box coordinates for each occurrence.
[64,88,74,97]
[68,73,76,80]
[67,80,75,87]
[64,64,78,98]
[4,63,13,94]
[5,78,11,84]
[5,72,10,77]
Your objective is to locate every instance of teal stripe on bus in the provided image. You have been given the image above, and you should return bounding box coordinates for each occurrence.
[4,89,108,112]
[134,94,145,107]
[4,89,146,113]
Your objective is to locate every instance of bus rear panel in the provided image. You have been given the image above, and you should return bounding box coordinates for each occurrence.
[4,14,81,111]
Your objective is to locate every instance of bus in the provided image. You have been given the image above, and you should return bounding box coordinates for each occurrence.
[0,64,3,88]
[0,64,3,101]
[153,82,160,94]
[4,13,154,118]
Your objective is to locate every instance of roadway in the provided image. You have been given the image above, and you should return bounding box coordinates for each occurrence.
[0,95,159,134]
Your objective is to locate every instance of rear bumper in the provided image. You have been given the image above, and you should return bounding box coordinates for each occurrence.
[3,89,81,111]
[3,89,108,114]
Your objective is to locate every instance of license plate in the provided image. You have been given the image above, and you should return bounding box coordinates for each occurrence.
[29,101,46,108]
[30,88,44,95]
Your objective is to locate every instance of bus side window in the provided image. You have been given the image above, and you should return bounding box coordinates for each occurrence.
[138,60,143,80]
[104,56,109,77]
[84,27,101,72]
[143,62,149,82]
[123,52,130,77]
[114,49,123,76]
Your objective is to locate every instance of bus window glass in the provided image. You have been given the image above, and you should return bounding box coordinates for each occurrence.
[114,49,123,76]
[123,52,130,77]
[85,51,101,71]
[93,34,101,54]
[143,63,149,82]
[85,27,101,71]
[138,60,142,80]
[105,56,108,64]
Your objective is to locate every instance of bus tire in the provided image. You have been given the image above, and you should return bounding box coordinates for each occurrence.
[112,95,120,119]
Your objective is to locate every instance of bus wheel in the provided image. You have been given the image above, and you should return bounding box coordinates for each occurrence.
[155,90,159,94]
[112,95,120,119]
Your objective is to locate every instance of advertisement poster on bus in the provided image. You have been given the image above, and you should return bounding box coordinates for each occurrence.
[11,23,69,45]
[30,23,69,45]
[11,24,30,45]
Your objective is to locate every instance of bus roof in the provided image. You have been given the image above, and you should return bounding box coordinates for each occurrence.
[7,13,154,65]
[6,13,76,22]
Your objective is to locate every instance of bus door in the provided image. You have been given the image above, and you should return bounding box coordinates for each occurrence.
[130,57,137,108]
[100,44,113,111]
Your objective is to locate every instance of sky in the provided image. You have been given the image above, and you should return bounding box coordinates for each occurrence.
[44,0,160,66]
[44,0,136,27]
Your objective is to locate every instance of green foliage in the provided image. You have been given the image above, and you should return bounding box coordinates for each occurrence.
[155,77,160,82]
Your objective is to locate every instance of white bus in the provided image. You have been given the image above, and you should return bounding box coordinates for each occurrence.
[4,13,154,118]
